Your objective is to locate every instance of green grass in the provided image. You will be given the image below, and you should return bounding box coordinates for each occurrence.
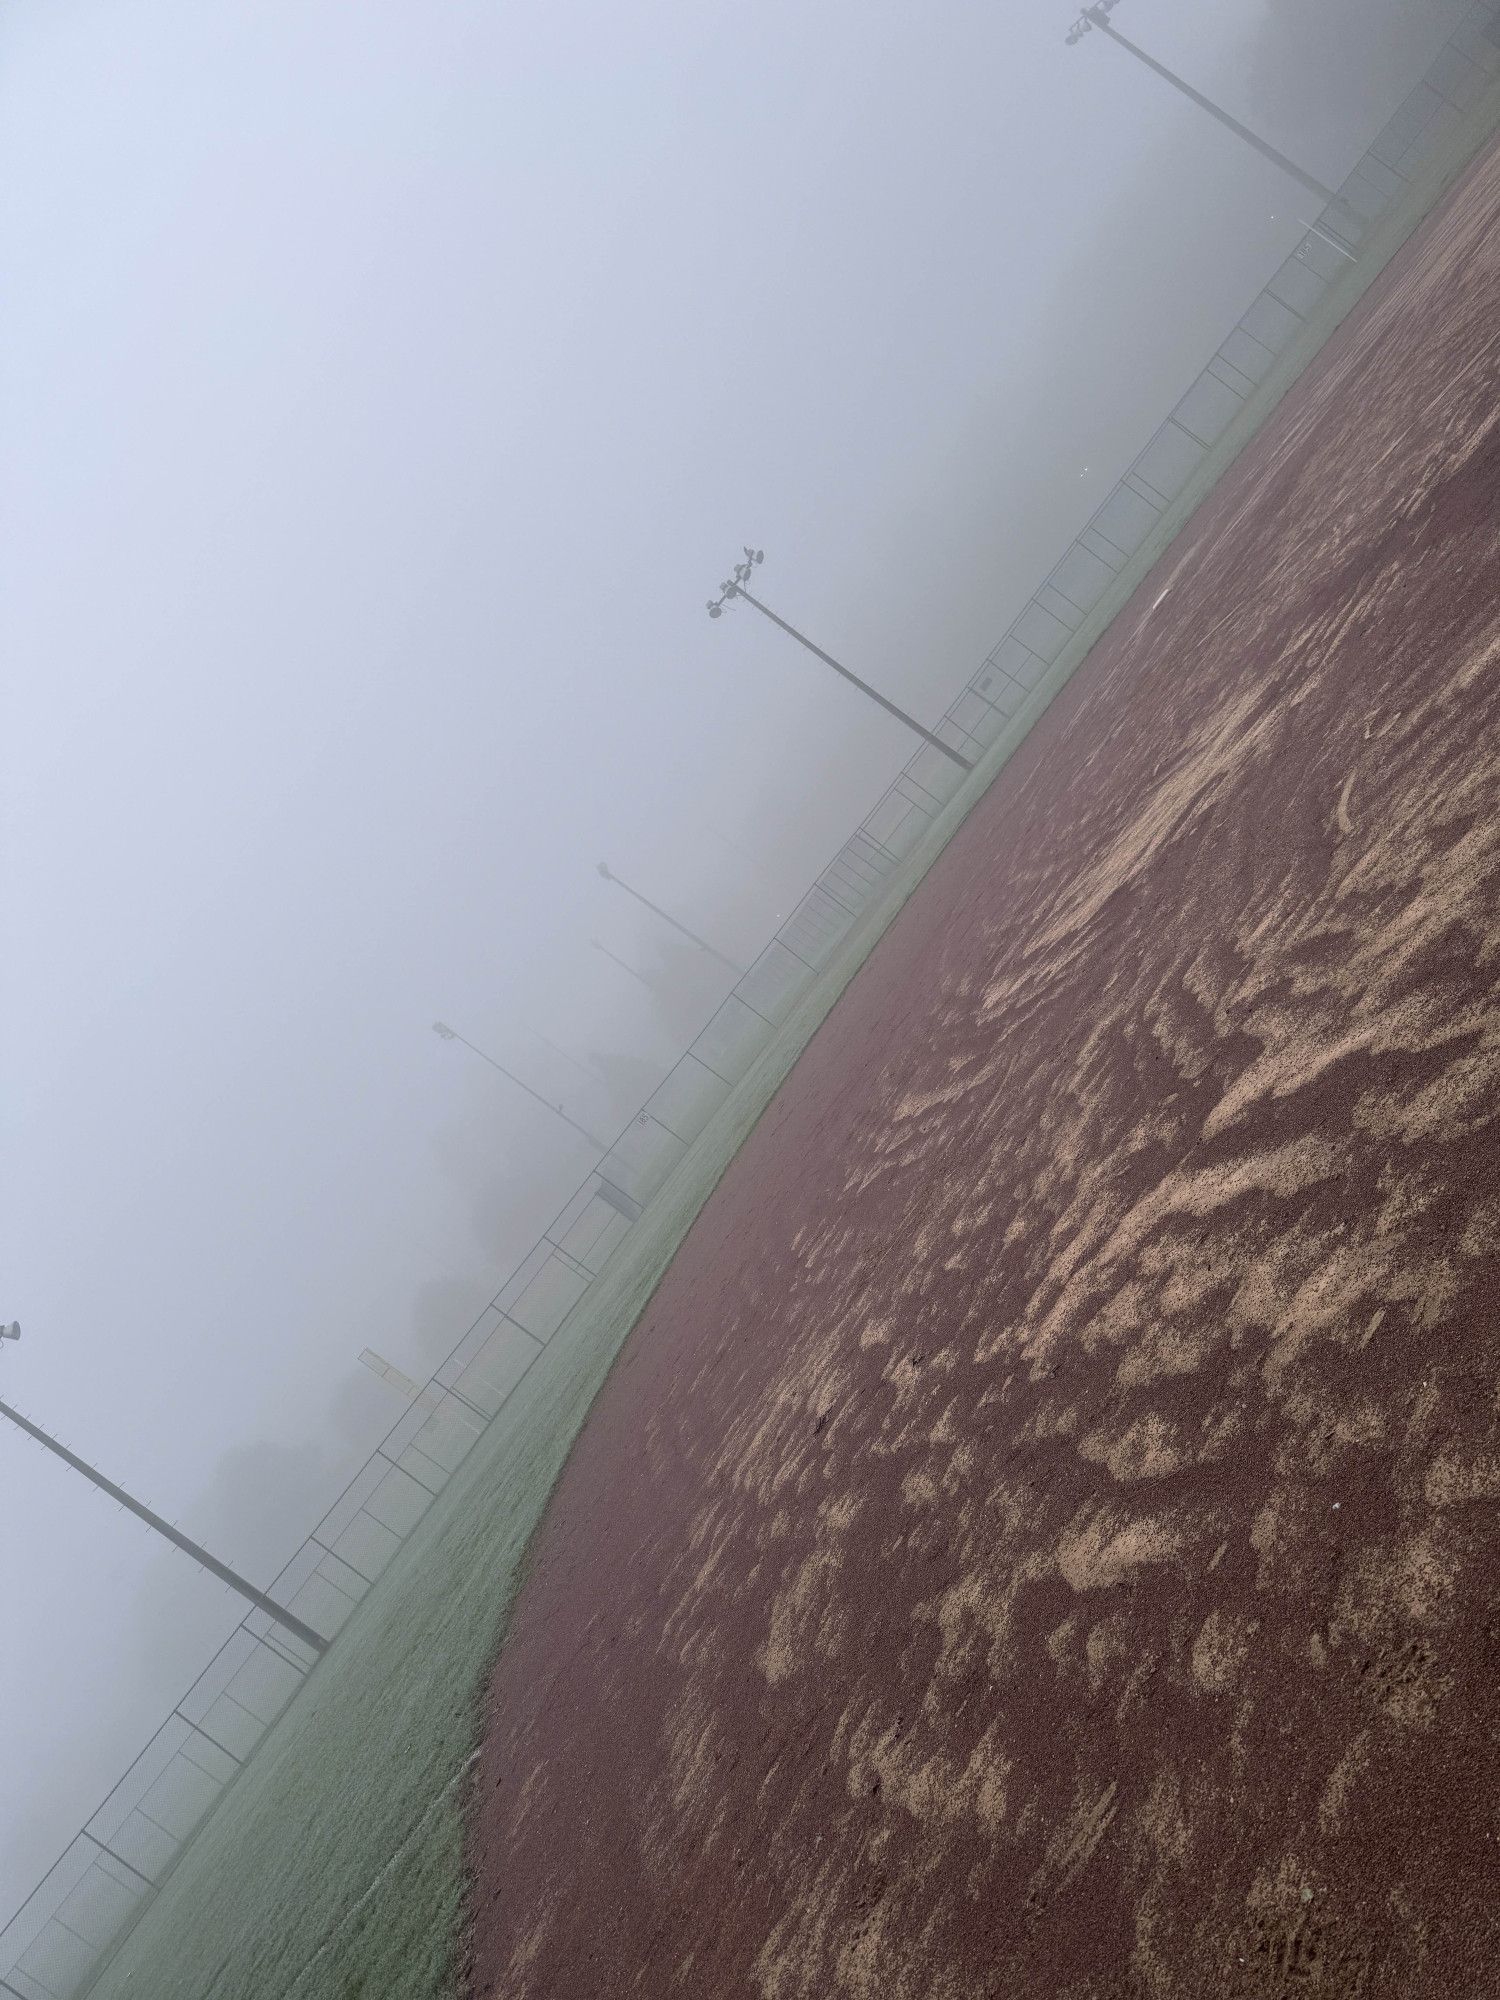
[85,77,1500,2000]
[82,817,985,2000]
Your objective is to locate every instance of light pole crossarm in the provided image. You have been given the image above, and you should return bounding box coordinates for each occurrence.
[730,584,973,773]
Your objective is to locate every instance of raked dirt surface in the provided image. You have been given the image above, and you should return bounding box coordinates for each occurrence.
[466,135,1500,1999]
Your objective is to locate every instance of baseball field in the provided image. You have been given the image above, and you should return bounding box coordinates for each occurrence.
[84,115,1500,2000]
[465,137,1500,1998]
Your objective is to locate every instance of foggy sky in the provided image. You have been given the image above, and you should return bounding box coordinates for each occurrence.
[0,0,1461,1921]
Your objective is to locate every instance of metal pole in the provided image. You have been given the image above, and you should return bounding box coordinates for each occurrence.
[0,1398,329,1655]
[1299,217,1357,263]
[434,1026,607,1149]
[532,1030,600,1084]
[1088,11,1340,207]
[83,1830,160,1890]
[597,867,745,973]
[730,584,973,772]
[591,939,655,989]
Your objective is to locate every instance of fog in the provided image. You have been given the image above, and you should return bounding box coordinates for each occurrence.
[0,0,1461,1921]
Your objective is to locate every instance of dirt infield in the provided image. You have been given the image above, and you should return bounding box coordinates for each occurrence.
[467,140,1500,2000]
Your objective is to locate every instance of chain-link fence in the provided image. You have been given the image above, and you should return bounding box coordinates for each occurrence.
[4,12,1498,1993]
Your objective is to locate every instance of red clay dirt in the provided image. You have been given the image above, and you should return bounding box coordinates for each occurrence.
[468,139,1500,2000]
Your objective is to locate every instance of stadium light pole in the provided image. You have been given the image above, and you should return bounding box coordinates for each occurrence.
[0,1327,329,1656]
[591,938,655,990]
[707,549,973,773]
[531,1028,602,1086]
[595,863,745,974]
[431,1021,607,1148]
[1065,2,1343,211]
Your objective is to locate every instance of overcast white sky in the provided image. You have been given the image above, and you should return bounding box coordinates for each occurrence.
[0,0,1461,1924]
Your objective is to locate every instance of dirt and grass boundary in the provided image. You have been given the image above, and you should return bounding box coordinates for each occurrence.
[82,74,1500,2000]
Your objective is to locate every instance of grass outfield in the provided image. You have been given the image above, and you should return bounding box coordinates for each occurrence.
[85,79,1500,2000]
[80,861,982,2000]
